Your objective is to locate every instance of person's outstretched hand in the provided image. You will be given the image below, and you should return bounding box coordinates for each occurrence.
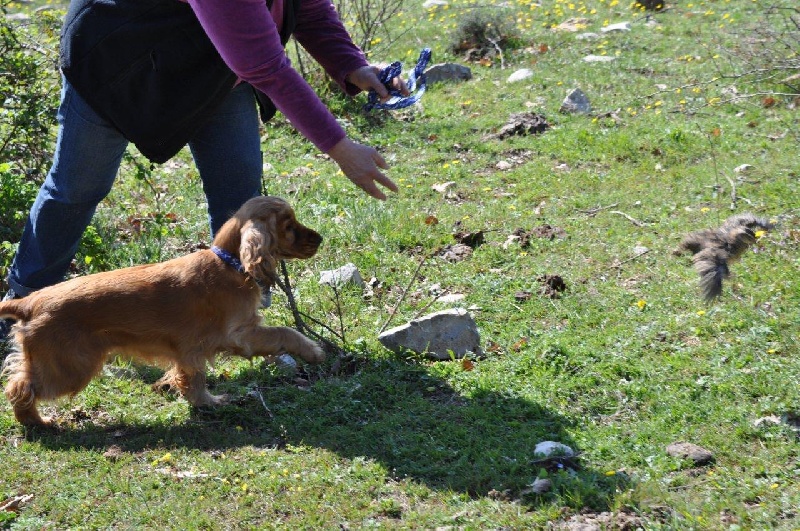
[345,65,409,101]
[327,137,398,200]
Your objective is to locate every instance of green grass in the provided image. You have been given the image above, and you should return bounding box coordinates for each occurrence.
[2,0,799,528]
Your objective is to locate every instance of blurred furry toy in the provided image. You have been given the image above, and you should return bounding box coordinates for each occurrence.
[677,213,773,301]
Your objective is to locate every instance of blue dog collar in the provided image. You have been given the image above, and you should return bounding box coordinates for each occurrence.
[211,246,245,274]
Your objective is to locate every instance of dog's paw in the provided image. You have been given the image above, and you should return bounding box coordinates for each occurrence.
[302,341,326,364]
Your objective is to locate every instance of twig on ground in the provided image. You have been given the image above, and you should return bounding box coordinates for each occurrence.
[247,387,274,419]
[379,254,427,334]
[487,36,505,69]
[726,174,738,210]
[610,210,648,227]
[271,260,345,356]
[577,203,619,217]
[610,249,651,270]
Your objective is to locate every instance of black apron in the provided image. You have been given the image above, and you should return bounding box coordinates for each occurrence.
[60,0,299,163]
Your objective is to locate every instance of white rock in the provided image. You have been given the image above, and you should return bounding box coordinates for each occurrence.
[534,441,575,458]
[378,308,481,360]
[438,293,466,303]
[583,55,616,63]
[576,32,600,40]
[507,68,534,83]
[275,354,299,375]
[319,263,365,288]
[422,0,448,7]
[753,415,781,427]
[495,160,513,170]
[432,181,457,193]
[601,22,631,32]
[734,164,754,174]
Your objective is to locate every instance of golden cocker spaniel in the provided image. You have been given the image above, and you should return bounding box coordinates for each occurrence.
[1,196,324,426]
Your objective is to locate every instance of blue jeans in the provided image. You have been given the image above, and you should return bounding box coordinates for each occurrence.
[7,79,262,297]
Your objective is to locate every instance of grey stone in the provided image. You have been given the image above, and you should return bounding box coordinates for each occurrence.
[560,88,592,114]
[378,308,481,360]
[507,68,534,83]
[425,63,472,85]
[529,478,552,494]
[666,441,714,466]
[319,263,365,288]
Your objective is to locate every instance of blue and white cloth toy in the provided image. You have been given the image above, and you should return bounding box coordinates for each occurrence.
[365,48,432,112]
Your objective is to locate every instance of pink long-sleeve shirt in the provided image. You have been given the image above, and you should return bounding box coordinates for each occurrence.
[186,0,369,152]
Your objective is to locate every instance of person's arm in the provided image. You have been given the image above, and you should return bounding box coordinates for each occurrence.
[187,0,344,152]
[292,0,409,99]
[186,0,398,199]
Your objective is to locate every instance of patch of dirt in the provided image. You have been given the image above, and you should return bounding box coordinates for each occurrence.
[453,230,485,248]
[439,243,474,262]
[507,224,567,248]
[549,509,646,530]
[491,112,550,140]
[539,274,568,299]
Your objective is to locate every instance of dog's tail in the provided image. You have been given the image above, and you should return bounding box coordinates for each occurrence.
[0,298,31,322]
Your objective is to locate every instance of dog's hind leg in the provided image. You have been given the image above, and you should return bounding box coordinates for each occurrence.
[4,357,49,426]
[4,332,108,426]
[154,363,229,407]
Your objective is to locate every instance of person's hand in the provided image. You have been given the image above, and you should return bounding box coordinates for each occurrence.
[327,137,398,200]
[345,65,410,102]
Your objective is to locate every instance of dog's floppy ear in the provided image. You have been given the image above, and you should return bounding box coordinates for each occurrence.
[239,219,277,281]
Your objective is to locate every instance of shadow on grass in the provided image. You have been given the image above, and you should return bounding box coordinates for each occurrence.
[26,357,626,508]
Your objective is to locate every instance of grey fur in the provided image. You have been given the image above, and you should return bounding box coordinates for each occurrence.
[678,214,773,301]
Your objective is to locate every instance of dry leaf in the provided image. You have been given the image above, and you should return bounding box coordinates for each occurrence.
[432,181,456,194]
[461,358,475,371]
[511,337,529,352]
[711,127,721,137]
[1,494,33,513]
[424,215,439,226]
[487,341,503,353]
[762,96,776,108]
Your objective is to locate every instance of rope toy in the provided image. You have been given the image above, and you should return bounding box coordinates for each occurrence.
[365,47,432,111]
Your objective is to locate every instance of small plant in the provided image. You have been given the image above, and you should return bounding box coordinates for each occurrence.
[0,4,61,177]
[449,7,524,62]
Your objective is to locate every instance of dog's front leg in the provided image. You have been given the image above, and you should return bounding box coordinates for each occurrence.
[235,326,325,365]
